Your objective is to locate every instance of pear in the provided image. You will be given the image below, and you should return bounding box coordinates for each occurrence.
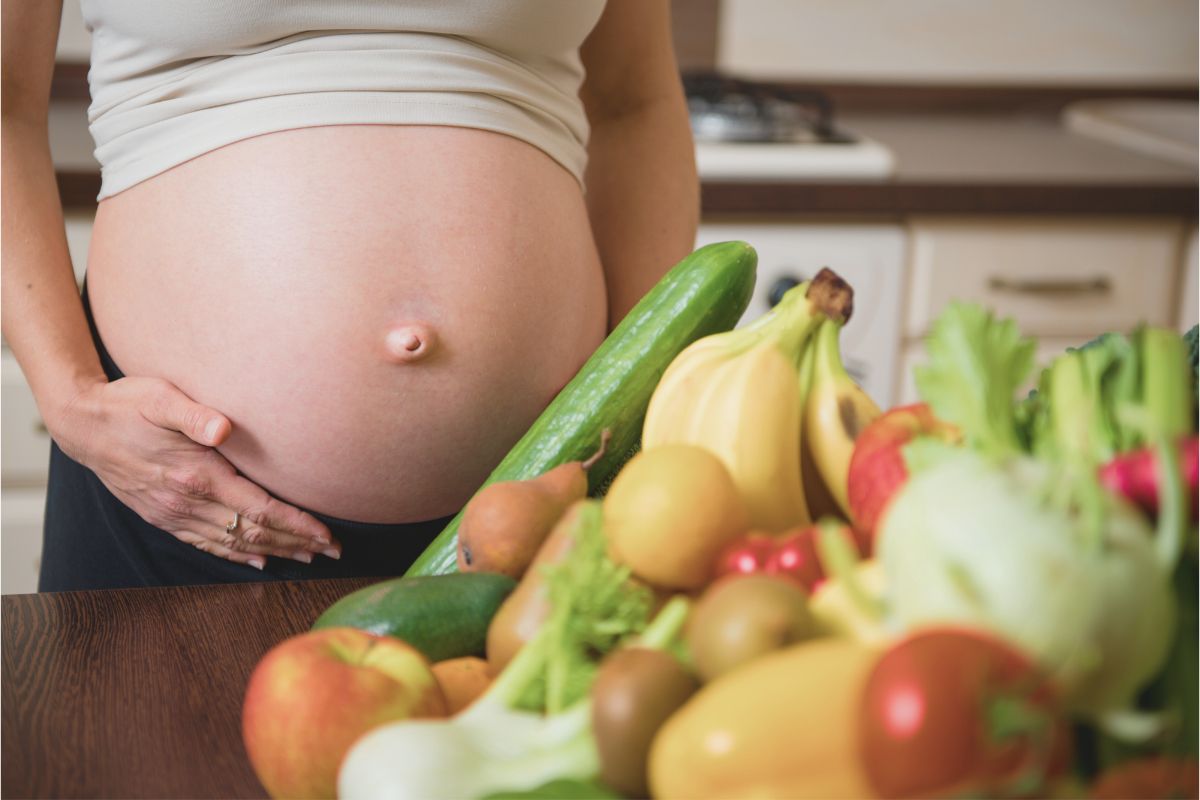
[456,432,609,579]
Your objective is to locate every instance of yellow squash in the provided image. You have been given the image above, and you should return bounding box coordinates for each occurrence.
[648,637,878,799]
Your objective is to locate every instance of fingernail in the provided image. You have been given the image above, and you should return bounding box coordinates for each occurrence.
[292,551,313,564]
[204,418,222,443]
[322,548,341,560]
[313,536,332,546]
[249,558,265,570]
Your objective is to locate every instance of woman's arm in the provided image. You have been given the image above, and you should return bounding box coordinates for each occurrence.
[579,0,699,328]
[2,2,105,420]
[2,2,337,568]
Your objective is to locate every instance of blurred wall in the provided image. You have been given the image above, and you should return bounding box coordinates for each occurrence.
[718,0,1199,85]
[56,1,90,60]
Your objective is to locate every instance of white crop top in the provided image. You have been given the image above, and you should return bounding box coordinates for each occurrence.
[80,0,607,199]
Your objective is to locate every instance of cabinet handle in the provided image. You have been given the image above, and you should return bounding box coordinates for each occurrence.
[987,276,1111,297]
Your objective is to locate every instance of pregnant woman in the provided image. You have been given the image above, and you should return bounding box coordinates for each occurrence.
[3,1,698,590]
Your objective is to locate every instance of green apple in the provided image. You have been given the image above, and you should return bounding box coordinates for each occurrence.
[242,627,447,799]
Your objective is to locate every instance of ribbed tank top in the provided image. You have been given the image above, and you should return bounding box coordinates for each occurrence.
[80,1,607,199]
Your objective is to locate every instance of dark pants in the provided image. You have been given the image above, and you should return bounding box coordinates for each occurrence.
[38,289,453,592]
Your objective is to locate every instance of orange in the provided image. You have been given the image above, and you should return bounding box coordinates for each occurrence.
[431,656,493,714]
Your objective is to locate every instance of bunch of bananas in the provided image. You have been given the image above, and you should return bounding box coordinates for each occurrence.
[642,268,880,532]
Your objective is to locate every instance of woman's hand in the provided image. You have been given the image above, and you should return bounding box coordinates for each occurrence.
[48,376,340,569]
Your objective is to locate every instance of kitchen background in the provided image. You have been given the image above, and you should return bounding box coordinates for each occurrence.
[3,0,1197,593]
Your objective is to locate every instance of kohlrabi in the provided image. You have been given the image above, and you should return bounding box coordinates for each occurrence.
[883,303,1185,720]
[879,447,1174,715]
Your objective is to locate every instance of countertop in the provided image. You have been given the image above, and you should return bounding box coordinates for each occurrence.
[847,110,1195,185]
[698,110,1197,217]
[1,578,374,799]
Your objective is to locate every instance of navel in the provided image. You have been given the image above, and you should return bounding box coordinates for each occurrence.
[383,323,438,364]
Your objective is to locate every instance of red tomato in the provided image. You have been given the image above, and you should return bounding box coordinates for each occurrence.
[712,523,868,592]
[859,628,1068,799]
[763,528,826,592]
[1090,757,1199,799]
[711,533,777,581]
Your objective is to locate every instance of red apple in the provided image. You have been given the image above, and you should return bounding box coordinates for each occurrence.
[847,403,959,542]
[242,627,447,799]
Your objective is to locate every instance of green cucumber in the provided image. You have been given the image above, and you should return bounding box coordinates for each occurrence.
[312,572,517,662]
[407,241,758,577]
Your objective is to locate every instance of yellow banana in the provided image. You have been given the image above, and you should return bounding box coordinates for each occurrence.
[643,269,855,533]
[797,337,843,521]
[801,318,882,518]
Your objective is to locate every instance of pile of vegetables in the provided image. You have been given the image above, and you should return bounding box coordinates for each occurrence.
[241,242,1198,799]
[340,503,691,799]
[883,306,1194,720]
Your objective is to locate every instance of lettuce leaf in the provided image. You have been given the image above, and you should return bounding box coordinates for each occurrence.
[914,303,1036,458]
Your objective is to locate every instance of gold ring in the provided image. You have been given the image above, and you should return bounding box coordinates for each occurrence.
[225,511,240,536]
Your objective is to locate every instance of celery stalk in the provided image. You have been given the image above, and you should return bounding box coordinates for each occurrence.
[1137,327,1192,443]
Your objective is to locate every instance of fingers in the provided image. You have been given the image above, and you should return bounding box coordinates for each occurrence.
[123,379,342,563]
[156,470,343,563]
[189,500,329,563]
[172,529,268,571]
[210,473,339,553]
[140,381,231,446]
[161,457,341,558]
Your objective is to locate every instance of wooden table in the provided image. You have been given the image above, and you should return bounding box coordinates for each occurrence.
[2,578,375,799]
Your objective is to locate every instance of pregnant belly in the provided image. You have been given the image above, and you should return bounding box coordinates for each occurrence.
[86,126,607,522]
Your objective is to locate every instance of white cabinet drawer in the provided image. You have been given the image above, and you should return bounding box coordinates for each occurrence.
[1,351,53,485]
[1180,227,1198,331]
[905,217,1185,338]
[1,487,46,595]
[896,335,1094,408]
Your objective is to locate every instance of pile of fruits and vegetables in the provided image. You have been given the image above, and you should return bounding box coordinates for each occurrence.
[240,242,1200,800]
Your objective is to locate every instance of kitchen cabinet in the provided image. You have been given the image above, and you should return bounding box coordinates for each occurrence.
[895,216,1190,404]
[1,351,54,487]
[1,361,49,592]
[904,217,1184,337]
[1180,226,1198,331]
[0,489,47,595]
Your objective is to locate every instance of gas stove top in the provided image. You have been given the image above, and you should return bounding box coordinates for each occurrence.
[683,73,894,181]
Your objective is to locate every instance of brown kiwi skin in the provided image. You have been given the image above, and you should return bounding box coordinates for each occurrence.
[591,647,698,798]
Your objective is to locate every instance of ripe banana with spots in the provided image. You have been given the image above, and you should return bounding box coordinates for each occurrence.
[801,318,882,520]
[642,268,854,533]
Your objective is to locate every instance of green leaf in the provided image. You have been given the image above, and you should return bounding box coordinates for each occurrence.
[516,500,653,714]
[914,303,1035,457]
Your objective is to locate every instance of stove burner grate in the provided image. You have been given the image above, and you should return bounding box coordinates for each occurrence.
[682,72,857,145]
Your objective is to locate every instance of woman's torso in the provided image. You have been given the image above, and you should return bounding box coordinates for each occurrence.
[86,124,608,523]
